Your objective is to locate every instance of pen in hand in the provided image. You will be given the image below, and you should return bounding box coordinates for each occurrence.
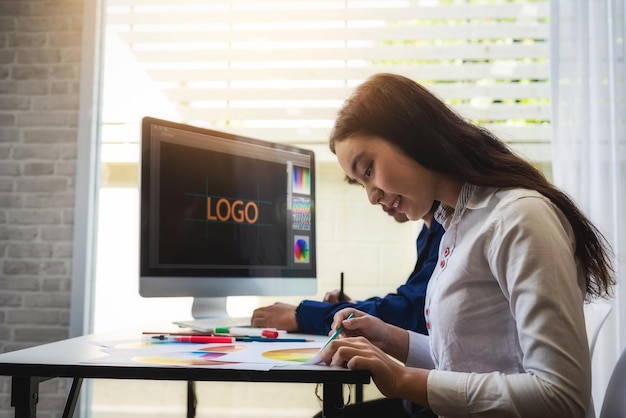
[320,312,355,351]
[303,312,356,366]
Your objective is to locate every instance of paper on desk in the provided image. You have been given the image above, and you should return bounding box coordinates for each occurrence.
[303,351,324,365]
[83,344,275,370]
[84,339,325,369]
[212,341,322,364]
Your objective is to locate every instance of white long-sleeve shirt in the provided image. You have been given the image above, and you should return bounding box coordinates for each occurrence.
[405,186,590,418]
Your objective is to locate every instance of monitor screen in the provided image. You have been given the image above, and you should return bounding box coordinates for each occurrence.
[139,117,316,317]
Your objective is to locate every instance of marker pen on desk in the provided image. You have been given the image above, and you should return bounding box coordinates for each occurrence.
[215,327,285,338]
[175,336,235,344]
[151,335,235,344]
[235,337,311,343]
[143,331,210,337]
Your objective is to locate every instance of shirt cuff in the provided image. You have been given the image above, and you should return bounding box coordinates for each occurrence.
[406,331,435,369]
[427,370,469,418]
[294,300,331,335]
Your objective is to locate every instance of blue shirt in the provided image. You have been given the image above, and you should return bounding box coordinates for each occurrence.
[295,219,445,335]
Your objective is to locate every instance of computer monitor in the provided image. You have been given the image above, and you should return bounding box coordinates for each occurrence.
[139,117,317,319]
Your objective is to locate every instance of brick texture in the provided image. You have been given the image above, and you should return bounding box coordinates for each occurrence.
[0,0,83,416]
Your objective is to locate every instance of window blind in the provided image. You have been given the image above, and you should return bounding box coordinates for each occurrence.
[102,0,550,163]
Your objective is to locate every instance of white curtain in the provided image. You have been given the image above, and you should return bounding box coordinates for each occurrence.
[550,0,626,413]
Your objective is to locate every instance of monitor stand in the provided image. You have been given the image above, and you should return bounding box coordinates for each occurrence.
[191,297,229,319]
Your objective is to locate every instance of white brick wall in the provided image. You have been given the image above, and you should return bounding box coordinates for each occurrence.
[0,0,83,416]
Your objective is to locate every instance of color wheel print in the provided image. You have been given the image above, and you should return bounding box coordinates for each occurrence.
[294,235,309,263]
[261,347,320,363]
[133,345,244,366]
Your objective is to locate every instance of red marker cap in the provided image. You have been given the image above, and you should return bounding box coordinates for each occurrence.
[261,329,280,338]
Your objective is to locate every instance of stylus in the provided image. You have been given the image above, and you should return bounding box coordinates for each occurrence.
[320,312,355,351]
[303,312,356,366]
[339,272,345,301]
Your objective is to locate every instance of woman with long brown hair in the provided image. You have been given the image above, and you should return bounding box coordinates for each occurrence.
[321,73,614,417]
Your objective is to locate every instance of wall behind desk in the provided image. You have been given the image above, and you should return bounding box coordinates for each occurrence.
[0,0,84,416]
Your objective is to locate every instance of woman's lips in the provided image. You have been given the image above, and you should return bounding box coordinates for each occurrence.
[381,196,402,214]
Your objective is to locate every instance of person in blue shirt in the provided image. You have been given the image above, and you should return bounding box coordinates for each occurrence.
[250,203,444,337]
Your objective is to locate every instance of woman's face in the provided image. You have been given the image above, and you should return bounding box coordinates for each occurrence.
[334,134,438,221]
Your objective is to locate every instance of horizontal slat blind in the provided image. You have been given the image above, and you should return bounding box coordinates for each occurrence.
[102,0,550,162]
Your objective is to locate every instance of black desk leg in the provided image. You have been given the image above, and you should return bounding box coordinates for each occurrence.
[62,378,83,418]
[187,381,197,418]
[11,376,42,418]
[355,383,363,403]
[322,383,344,418]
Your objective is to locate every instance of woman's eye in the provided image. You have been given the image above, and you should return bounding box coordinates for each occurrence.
[364,164,372,177]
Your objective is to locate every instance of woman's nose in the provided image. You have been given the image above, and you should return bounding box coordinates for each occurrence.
[367,187,382,205]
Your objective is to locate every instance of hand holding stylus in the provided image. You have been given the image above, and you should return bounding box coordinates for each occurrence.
[325,309,410,358]
[323,289,354,304]
[323,272,355,303]
[304,311,355,365]
[319,324,423,402]
[320,312,355,351]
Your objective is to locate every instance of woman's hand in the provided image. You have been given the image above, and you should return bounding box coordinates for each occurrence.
[324,336,404,397]
[320,336,430,406]
[328,308,410,363]
[330,308,409,363]
[322,308,429,406]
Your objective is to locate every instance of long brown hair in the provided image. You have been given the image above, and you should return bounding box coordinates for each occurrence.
[329,73,614,300]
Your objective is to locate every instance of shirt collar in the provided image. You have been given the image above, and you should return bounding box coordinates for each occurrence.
[434,183,479,227]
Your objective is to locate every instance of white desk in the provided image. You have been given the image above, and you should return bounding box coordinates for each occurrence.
[0,326,370,418]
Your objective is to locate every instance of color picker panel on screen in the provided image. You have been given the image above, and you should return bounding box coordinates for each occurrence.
[294,235,310,263]
[292,166,311,195]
